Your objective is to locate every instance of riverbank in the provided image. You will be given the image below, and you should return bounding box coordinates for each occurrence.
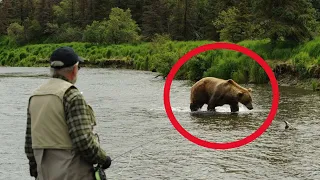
[277,75,320,91]
[268,60,320,91]
[1,36,320,90]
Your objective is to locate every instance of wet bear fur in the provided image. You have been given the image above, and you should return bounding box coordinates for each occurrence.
[190,77,253,112]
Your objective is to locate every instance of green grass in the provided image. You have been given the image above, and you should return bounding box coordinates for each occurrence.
[1,36,320,84]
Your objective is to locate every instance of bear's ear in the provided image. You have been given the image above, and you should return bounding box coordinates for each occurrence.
[248,88,253,92]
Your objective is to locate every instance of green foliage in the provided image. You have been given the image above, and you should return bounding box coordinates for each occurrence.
[141,0,170,41]
[231,70,247,84]
[249,62,268,83]
[214,1,260,43]
[2,36,320,83]
[52,0,79,25]
[292,52,312,78]
[83,20,109,43]
[149,33,172,54]
[151,33,171,45]
[7,23,26,45]
[214,7,244,42]
[153,51,179,77]
[83,8,141,44]
[106,8,141,44]
[44,23,83,43]
[205,58,238,80]
[292,52,310,66]
[253,0,318,44]
[1,0,320,45]
[311,80,318,91]
[297,37,320,58]
[60,24,83,42]
[185,55,210,81]
[23,18,42,43]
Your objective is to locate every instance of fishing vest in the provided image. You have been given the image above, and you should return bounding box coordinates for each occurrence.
[28,78,78,149]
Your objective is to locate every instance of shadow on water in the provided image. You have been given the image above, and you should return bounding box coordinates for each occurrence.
[190,110,246,117]
[189,110,260,131]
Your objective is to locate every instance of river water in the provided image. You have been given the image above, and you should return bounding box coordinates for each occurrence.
[0,67,319,180]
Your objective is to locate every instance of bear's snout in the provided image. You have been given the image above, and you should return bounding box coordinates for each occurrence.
[246,103,253,110]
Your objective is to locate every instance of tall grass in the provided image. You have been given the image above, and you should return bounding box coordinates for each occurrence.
[1,36,320,83]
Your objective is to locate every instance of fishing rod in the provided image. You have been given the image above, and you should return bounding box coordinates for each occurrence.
[112,134,165,162]
[93,133,162,180]
[94,131,171,180]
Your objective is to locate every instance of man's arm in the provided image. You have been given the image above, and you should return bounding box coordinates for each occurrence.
[64,87,110,166]
[24,106,37,177]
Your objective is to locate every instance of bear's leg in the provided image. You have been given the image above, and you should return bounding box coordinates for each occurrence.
[207,104,216,111]
[190,103,204,111]
[190,103,199,111]
[198,103,204,110]
[230,104,239,112]
[207,96,216,111]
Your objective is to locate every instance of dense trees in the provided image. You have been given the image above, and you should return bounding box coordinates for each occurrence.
[0,0,319,45]
[253,0,318,44]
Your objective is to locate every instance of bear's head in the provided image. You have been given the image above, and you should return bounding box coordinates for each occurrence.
[227,79,253,110]
[237,88,253,110]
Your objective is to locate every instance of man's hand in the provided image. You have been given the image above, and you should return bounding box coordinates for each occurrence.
[101,156,112,169]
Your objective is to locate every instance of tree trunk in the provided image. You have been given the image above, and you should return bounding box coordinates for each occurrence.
[183,0,187,39]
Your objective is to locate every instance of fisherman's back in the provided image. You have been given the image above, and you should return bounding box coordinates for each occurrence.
[25,47,111,180]
[28,78,94,180]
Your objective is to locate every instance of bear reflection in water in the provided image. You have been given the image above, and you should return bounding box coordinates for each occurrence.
[190,77,253,113]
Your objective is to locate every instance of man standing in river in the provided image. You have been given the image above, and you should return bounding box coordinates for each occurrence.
[24,47,111,179]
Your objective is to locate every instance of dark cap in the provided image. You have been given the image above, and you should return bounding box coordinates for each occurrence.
[50,47,84,69]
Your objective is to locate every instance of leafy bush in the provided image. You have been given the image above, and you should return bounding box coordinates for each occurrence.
[83,20,109,44]
[7,23,26,45]
[292,52,311,78]
[84,8,141,45]
[106,8,141,44]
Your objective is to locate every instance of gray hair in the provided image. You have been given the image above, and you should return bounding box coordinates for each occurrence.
[50,62,79,77]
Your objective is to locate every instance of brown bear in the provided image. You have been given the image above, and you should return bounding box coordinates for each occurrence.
[190,77,253,112]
